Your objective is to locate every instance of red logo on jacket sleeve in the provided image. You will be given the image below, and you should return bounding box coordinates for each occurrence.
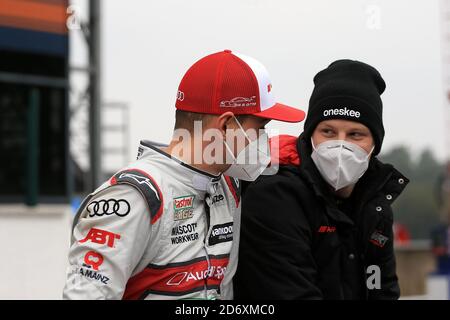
[79,228,121,248]
[318,226,336,233]
[83,251,104,270]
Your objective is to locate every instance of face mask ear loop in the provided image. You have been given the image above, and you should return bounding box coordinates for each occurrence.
[334,141,345,191]
[223,137,236,162]
[310,138,318,152]
[367,145,375,160]
[254,131,268,154]
[222,118,237,163]
[232,115,252,144]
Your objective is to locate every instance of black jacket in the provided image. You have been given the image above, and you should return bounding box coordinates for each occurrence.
[234,135,409,300]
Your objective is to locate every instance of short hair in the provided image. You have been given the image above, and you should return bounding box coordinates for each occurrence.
[174,110,213,132]
[174,110,251,132]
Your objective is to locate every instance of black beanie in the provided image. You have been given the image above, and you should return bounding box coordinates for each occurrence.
[303,59,386,155]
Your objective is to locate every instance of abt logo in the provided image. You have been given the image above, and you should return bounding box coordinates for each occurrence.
[318,226,336,233]
[79,228,121,248]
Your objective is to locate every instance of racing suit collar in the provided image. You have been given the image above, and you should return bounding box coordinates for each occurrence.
[137,140,221,193]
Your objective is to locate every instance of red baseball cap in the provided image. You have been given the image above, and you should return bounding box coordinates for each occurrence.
[175,50,305,123]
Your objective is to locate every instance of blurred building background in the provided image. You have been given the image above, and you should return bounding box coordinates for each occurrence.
[0,0,71,299]
[0,0,450,299]
[0,0,129,299]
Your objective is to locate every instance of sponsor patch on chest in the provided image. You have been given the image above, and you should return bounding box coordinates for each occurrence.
[171,222,199,244]
[173,195,195,221]
[370,230,389,248]
[209,222,233,245]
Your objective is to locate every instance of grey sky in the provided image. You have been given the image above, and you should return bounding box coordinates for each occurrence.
[71,0,448,170]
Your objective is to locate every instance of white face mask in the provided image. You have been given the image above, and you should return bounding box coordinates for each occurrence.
[223,117,271,181]
[311,139,374,191]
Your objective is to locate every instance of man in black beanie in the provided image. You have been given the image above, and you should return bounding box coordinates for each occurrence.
[304,59,386,155]
[233,59,410,299]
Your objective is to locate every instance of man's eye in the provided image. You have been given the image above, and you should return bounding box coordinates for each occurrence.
[322,129,334,135]
[350,132,364,138]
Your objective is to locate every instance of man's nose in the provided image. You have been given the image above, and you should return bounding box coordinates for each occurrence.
[337,131,347,141]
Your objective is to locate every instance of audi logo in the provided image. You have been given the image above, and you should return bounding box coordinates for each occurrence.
[177,90,184,101]
[86,199,130,218]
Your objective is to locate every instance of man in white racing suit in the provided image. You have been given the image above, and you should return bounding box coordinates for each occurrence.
[63,49,305,299]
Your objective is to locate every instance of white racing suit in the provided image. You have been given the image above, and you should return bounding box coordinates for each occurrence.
[63,140,240,300]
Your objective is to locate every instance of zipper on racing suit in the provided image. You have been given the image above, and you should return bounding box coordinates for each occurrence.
[203,194,212,299]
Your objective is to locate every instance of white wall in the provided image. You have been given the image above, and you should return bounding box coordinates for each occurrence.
[0,205,73,299]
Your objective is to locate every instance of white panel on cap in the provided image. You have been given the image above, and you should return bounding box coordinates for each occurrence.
[233,52,276,111]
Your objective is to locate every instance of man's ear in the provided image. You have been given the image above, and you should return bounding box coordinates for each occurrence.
[216,112,235,136]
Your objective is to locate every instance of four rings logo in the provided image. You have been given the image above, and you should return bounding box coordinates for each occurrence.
[177,90,184,101]
[86,199,131,218]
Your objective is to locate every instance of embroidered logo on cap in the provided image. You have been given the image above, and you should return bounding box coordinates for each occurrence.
[220,96,257,108]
